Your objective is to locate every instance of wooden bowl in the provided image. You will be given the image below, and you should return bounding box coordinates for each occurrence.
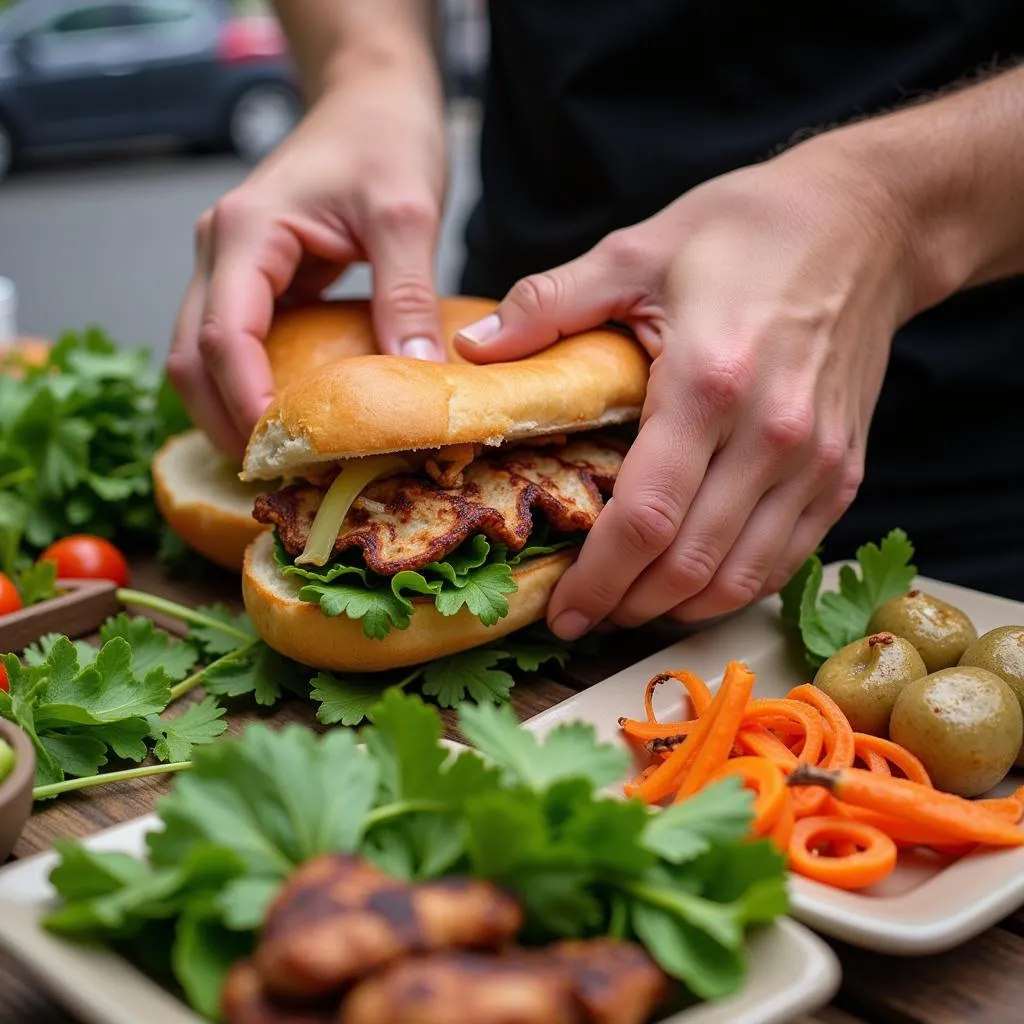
[0,719,34,862]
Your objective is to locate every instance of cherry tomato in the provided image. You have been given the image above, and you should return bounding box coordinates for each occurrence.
[39,535,131,587]
[0,573,22,617]
[0,663,7,693]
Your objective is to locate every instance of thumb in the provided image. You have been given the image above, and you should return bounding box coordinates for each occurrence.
[364,196,445,360]
[453,244,638,364]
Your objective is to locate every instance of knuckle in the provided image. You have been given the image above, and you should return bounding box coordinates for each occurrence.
[370,193,438,234]
[597,229,646,269]
[810,434,847,479]
[715,566,766,610]
[760,406,815,454]
[695,355,752,413]
[384,275,436,318]
[197,315,230,365]
[662,537,720,594]
[617,494,681,555]
[165,350,194,392]
[829,461,864,516]
[507,272,566,318]
[210,191,252,235]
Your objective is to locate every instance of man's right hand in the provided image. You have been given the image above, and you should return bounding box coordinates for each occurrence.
[168,55,448,459]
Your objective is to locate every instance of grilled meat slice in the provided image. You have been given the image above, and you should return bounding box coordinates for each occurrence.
[552,938,670,1024]
[337,951,580,1024]
[254,438,623,575]
[255,855,523,1000]
[221,961,336,1024]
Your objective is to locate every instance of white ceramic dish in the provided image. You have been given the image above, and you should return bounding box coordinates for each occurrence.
[0,812,839,1024]
[523,564,1024,956]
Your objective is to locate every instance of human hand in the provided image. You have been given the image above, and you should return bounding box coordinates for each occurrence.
[455,141,920,638]
[168,59,447,458]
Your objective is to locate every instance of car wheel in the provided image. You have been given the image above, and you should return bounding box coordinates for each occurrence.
[227,83,299,164]
[0,118,13,184]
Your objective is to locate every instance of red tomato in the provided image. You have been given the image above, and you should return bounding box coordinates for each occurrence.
[0,662,7,693]
[39,535,131,587]
[0,573,22,616]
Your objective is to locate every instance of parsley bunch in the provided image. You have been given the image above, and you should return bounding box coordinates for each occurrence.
[780,528,917,668]
[45,691,788,1020]
[0,327,189,557]
[274,522,576,639]
[0,615,227,792]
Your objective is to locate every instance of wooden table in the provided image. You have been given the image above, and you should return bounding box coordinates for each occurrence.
[4,564,1024,1024]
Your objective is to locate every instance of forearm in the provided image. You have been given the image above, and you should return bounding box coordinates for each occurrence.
[270,0,438,101]
[806,63,1024,317]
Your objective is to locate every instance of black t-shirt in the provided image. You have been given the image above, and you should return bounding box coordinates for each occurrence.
[460,0,1024,599]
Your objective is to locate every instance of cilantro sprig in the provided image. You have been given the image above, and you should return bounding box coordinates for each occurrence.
[44,691,788,1018]
[779,528,917,668]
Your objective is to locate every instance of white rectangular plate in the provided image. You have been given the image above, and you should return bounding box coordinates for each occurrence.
[523,564,1024,956]
[0,812,839,1024]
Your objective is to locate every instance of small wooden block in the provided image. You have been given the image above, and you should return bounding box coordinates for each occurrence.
[0,579,119,654]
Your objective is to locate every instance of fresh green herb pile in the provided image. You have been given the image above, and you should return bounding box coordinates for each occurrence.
[45,691,787,1020]
[0,593,583,796]
[780,528,917,668]
[275,521,576,639]
[0,328,189,559]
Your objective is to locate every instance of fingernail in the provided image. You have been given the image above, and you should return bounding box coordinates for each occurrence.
[455,313,501,346]
[400,336,439,361]
[551,610,592,641]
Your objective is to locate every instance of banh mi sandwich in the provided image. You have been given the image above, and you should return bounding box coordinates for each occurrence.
[153,299,500,571]
[237,297,650,671]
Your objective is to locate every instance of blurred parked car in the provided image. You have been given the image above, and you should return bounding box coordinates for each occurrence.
[0,0,301,180]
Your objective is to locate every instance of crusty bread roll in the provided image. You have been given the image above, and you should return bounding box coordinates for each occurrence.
[241,299,649,481]
[152,430,274,571]
[242,530,577,671]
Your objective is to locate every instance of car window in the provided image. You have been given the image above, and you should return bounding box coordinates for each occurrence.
[134,0,199,26]
[46,5,137,33]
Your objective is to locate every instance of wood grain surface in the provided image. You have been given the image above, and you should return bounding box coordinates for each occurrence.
[3,562,1024,1024]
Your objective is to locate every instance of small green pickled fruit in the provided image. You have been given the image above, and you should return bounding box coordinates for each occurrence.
[868,590,978,673]
[813,632,927,736]
[889,667,1022,797]
[960,626,1024,766]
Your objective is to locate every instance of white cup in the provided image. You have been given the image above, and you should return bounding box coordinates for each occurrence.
[0,278,16,343]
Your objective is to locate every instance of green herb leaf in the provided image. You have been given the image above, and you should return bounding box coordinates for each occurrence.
[310,672,396,727]
[779,529,917,668]
[15,559,58,607]
[642,777,754,864]
[148,698,228,763]
[421,649,515,708]
[174,901,252,1020]
[148,724,379,880]
[187,605,257,659]
[200,641,305,707]
[433,563,516,625]
[458,702,629,791]
[100,615,198,683]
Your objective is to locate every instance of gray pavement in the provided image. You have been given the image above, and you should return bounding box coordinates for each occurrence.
[0,100,481,363]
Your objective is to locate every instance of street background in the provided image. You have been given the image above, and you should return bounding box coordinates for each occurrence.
[0,0,487,362]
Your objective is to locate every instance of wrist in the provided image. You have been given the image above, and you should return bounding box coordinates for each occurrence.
[321,34,441,102]
[805,101,997,319]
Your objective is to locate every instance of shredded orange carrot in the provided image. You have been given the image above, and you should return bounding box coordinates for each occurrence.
[618,717,697,742]
[787,684,855,769]
[789,766,1024,847]
[851,734,931,786]
[709,756,786,837]
[735,726,798,767]
[673,662,756,802]
[789,817,897,890]
[643,670,713,722]
[742,699,824,765]
[767,791,796,853]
